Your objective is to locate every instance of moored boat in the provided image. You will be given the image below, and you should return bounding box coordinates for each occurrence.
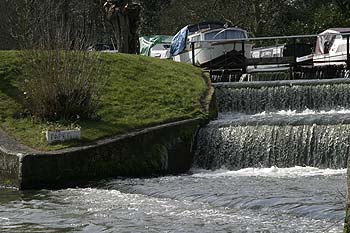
[139,35,173,59]
[296,28,350,66]
[312,28,350,66]
[170,22,253,68]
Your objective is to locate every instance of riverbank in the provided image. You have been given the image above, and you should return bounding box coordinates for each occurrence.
[0,51,215,189]
[0,51,210,151]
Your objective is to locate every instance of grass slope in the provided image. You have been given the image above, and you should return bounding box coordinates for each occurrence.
[0,51,209,151]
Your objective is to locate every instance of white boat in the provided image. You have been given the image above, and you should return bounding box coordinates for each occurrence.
[248,45,289,72]
[249,43,312,72]
[170,22,253,67]
[139,35,173,59]
[308,28,350,66]
[149,43,171,58]
[251,45,285,58]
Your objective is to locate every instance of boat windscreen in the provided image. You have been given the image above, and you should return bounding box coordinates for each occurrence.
[315,34,337,55]
[204,29,247,40]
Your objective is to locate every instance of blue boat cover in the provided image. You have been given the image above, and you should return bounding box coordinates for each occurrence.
[170,26,188,56]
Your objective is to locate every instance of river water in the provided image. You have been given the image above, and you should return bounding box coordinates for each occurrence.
[1,102,349,233]
[0,166,345,233]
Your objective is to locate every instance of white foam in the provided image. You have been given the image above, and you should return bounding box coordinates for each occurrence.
[255,108,350,116]
[191,166,346,178]
[219,109,350,120]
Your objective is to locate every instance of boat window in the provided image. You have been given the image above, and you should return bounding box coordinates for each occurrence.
[204,29,247,40]
[213,30,247,40]
[219,30,247,39]
[204,31,219,40]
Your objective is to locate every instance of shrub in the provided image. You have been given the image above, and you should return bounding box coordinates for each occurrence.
[22,49,107,121]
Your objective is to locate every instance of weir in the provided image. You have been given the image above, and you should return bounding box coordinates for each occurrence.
[215,79,350,114]
[195,119,350,169]
[195,78,350,170]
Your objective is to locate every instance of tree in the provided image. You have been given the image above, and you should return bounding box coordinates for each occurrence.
[138,0,171,35]
[104,0,141,53]
[0,0,18,49]
[0,0,114,50]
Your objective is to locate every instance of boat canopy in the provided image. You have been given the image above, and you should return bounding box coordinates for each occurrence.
[139,35,173,56]
[315,28,350,55]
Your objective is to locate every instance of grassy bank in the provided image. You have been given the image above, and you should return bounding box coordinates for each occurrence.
[0,51,209,151]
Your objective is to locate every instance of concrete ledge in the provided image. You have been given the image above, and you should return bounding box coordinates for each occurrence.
[212,113,350,127]
[0,118,203,189]
[213,78,350,89]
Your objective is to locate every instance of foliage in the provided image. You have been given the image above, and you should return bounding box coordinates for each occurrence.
[155,0,350,37]
[0,0,112,50]
[3,0,110,122]
[139,0,171,35]
[1,0,350,49]
[22,50,106,121]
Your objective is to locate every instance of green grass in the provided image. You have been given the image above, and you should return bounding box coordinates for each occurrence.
[0,51,209,151]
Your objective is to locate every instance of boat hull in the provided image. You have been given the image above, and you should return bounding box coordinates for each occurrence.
[313,53,348,66]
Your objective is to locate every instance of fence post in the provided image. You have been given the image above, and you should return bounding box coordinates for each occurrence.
[290,38,297,79]
[242,40,247,73]
[347,35,349,68]
[293,38,297,63]
[191,42,195,66]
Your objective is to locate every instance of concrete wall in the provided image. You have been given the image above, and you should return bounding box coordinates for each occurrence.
[0,118,203,189]
[0,150,21,187]
[345,161,350,233]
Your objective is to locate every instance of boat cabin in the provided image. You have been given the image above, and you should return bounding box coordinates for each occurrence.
[315,28,350,55]
[312,28,350,66]
[186,22,248,43]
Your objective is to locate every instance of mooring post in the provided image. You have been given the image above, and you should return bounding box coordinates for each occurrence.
[347,35,350,68]
[191,42,195,66]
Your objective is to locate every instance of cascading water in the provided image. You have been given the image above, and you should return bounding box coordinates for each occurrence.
[195,116,350,170]
[195,79,350,170]
[215,79,350,114]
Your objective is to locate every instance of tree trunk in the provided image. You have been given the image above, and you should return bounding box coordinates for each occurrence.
[104,0,141,54]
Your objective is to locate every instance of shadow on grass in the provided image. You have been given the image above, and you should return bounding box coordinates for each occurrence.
[0,64,23,105]
[0,81,22,102]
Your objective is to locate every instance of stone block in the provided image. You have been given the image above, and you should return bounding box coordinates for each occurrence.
[46,130,81,144]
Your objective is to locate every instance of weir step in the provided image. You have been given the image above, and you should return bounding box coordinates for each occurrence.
[214,78,350,114]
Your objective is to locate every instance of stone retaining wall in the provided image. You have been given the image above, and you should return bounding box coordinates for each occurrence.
[0,118,203,189]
